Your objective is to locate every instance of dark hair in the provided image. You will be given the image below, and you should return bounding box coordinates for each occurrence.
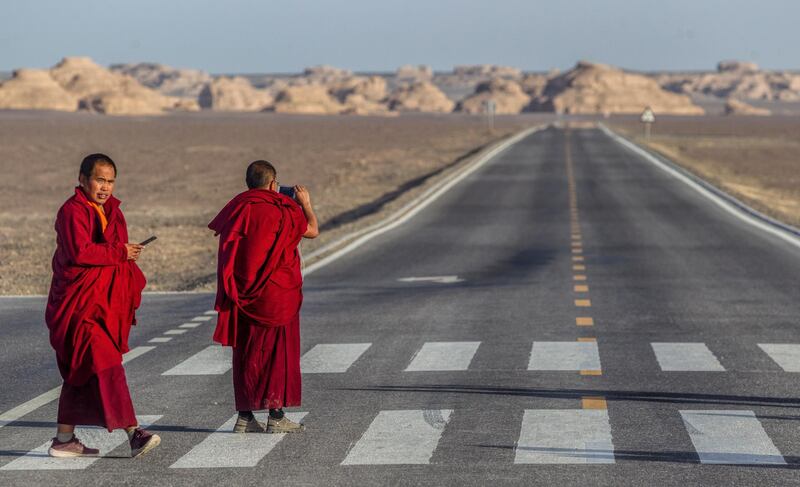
[79,153,117,178]
[246,160,276,189]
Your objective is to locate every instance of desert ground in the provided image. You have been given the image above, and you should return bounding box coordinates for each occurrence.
[610,115,800,229]
[0,110,544,295]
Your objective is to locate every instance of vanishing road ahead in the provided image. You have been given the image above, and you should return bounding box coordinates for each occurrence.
[2,125,800,485]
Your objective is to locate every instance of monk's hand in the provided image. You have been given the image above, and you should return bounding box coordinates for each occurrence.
[125,243,144,261]
[294,185,312,207]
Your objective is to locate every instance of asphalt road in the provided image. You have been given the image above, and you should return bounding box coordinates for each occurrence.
[1,126,799,486]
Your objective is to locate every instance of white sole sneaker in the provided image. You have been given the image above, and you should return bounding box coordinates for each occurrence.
[47,447,99,458]
[131,434,161,458]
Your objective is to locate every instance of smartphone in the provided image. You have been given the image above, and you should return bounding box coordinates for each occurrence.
[139,236,157,246]
[278,185,296,199]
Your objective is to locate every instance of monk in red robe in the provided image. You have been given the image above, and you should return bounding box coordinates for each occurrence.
[45,153,160,458]
[209,160,319,433]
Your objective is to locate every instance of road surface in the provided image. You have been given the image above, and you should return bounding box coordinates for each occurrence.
[1,126,799,485]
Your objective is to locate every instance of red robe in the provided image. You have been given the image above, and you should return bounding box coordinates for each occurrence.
[45,187,145,430]
[209,189,307,410]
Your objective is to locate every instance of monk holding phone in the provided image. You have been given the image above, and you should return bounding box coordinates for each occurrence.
[45,153,160,458]
[209,160,319,433]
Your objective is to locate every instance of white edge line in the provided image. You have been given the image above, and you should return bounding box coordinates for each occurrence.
[599,123,800,251]
[0,345,155,429]
[303,124,546,275]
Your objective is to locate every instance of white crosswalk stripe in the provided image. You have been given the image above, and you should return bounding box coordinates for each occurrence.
[170,412,307,468]
[1,415,161,470]
[515,409,615,464]
[122,346,155,364]
[528,341,601,371]
[651,343,725,371]
[405,341,480,371]
[300,343,371,373]
[162,345,232,375]
[757,344,800,372]
[164,329,188,335]
[680,410,785,464]
[341,409,452,465]
[192,316,214,322]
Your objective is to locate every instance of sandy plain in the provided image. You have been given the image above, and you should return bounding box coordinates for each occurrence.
[611,115,800,230]
[0,111,545,295]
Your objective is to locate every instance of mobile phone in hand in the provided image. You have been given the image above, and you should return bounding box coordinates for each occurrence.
[139,236,157,246]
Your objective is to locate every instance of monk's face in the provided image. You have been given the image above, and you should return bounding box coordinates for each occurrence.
[79,163,116,206]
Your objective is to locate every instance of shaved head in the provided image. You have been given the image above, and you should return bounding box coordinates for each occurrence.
[246,160,276,189]
[79,153,116,179]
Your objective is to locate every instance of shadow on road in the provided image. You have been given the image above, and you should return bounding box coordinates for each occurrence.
[477,444,800,469]
[0,419,217,434]
[341,384,800,408]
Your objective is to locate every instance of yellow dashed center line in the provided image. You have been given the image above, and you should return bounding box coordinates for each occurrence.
[566,130,600,367]
[581,396,608,409]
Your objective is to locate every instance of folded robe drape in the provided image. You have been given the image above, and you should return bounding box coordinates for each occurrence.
[45,187,145,431]
[209,189,307,410]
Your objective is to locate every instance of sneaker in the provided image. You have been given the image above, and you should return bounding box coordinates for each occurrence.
[267,415,305,434]
[129,428,161,458]
[48,436,100,458]
[233,415,267,433]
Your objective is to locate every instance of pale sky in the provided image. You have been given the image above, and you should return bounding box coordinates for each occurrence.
[2,0,799,74]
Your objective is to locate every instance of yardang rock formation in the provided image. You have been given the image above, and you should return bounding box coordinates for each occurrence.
[531,61,704,115]
[388,81,454,113]
[198,76,273,111]
[0,69,78,111]
[455,78,531,114]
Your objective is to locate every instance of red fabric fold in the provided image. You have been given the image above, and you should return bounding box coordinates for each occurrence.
[232,314,301,411]
[57,364,137,431]
[209,189,307,346]
[46,187,146,387]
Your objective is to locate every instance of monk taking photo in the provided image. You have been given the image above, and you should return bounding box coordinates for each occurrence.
[209,160,319,433]
[45,153,160,458]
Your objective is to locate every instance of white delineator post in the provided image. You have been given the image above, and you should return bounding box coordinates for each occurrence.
[640,106,655,139]
[485,99,496,132]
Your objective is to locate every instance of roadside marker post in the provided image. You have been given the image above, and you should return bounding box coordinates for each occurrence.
[485,99,496,133]
[640,106,655,139]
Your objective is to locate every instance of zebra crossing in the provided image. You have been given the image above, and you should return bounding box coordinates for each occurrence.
[171,412,308,469]
[1,406,790,470]
[157,340,800,375]
[2,338,798,472]
[2,416,162,471]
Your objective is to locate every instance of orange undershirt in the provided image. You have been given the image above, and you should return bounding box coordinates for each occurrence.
[87,201,108,233]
